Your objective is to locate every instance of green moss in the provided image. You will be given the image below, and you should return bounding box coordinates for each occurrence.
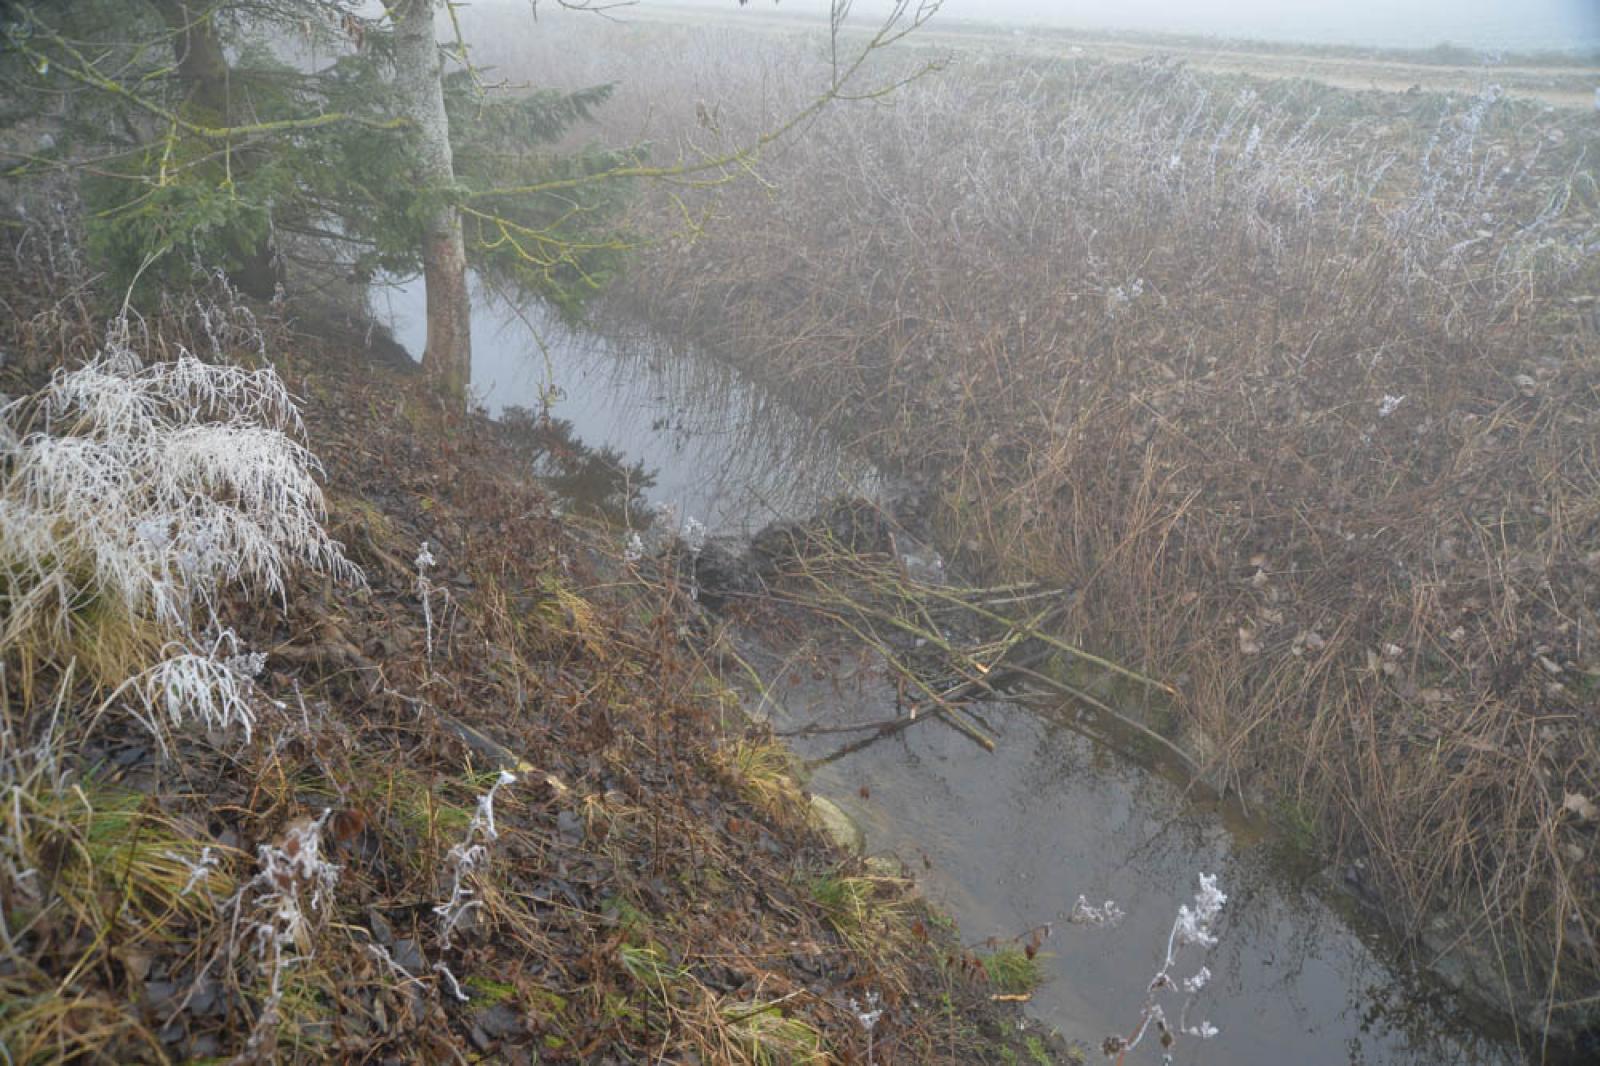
[1026,1033,1062,1064]
[979,946,1043,996]
[1270,797,1321,870]
[720,1000,827,1065]
[464,976,516,1006]
[601,896,652,944]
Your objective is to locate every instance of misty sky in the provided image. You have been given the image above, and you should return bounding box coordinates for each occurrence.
[668,0,1600,51]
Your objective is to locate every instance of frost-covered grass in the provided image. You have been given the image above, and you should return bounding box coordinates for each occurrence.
[2,331,352,635]
[0,302,364,1053]
[115,629,267,750]
[1,322,357,739]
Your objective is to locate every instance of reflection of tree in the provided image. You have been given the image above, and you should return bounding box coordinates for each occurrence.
[587,317,881,531]
[501,408,657,526]
[456,280,882,533]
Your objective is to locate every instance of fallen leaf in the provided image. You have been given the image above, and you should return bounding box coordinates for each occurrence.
[1563,792,1597,822]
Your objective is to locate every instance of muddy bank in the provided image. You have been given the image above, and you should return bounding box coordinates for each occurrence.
[0,276,1067,1063]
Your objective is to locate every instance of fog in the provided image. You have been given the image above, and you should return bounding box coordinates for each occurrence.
[661,0,1600,52]
[943,0,1599,50]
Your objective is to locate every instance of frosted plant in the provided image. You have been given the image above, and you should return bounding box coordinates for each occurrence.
[160,267,270,360]
[434,770,516,947]
[434,961,470,1002]
[170,844,222,899]
[1103,873,1226,1062]
[245,813,340,958]
[111,628,270,752]
[230,811,341,1059]
[0,327,357,653]
[622,531,645,565]
[415,540,438,662]
[849,989,883,1064]
[680,515,708,601]
[1070,895,1126,928]
[682,515,708,556]
[1106,277,1145,317]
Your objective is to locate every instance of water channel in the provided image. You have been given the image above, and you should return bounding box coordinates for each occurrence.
[380,277,1533,1065]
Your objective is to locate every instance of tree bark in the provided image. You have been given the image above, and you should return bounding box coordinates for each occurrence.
[154,0,282,298]
[153,0,229,120]
[393,0,471,402]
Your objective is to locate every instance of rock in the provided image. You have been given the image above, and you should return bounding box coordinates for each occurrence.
[809,794,864,853]
[367,906,395,947]
[691,537,761,607]
[748,519,810,571]
[472,1002,524,1041]
[391,938,424,975]
[187,1033,222,1059]
[186,975,222,1017]
[749,496,895,574]
[142,980,179,1012]
[556,809,585,846]
[820,496,894,554]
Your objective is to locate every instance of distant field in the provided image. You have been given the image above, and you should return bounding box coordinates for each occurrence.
[939,30,1600,110]
[635,2,1600,110]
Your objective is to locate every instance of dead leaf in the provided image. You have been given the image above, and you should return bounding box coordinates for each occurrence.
[1562,792,1597,822]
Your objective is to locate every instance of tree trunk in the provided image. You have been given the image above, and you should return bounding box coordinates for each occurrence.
[393,0,471,402]
[154,0,282,298]
[154,0,229,119]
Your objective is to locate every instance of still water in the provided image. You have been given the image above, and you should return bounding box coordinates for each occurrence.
[382,277,1532,1065]
[379,277,880,533]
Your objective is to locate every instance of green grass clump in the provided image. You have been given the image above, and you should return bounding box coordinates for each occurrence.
[979,946,1043,996]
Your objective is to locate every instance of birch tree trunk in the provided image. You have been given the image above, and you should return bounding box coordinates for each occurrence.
[393,0,471,401]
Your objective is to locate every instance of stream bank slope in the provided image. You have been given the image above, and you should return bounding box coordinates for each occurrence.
[0,269,1071,1064]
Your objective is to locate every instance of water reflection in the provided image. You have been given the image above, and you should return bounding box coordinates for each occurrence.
[747,631,1523,1066]
[496,408,658,527]
[376,275,881,533]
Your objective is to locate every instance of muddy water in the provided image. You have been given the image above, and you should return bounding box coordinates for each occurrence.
[382,280,1527,1065]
